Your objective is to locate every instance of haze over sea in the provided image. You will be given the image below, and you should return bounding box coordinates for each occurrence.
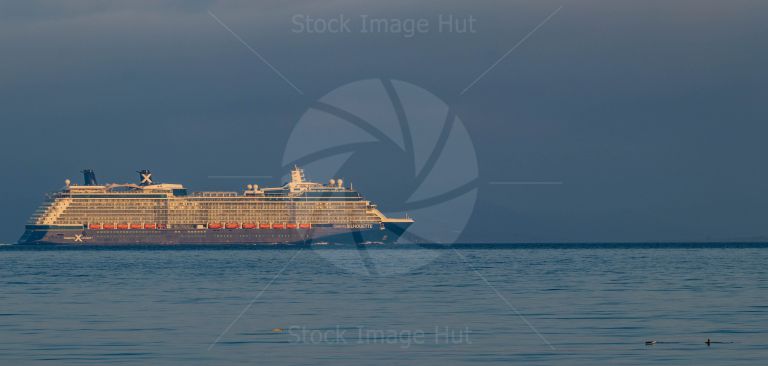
[1,243,767,365]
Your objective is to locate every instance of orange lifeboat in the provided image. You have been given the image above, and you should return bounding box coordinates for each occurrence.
[209,223,223,229]
[103,224,115,230]
[157,224,167,229]
[144,223,156,230]
[89,224,102,230]
[117,224,129,230]
[286,223,297,229]
[242,223,257,229]
[225,223,240,229]
[259,223,271,229]
[130,223,143,230]
[299,223,311,229]
[272,223,284,229]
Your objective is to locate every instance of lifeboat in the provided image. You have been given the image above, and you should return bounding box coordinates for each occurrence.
[225,223,240,229]
[259,223,271,229]
[209,223,223,229]
[286,223,297,229]
[130,224,143,230]
[157,224,167,229]
[242,223,257,229]
[299,223,311,229]
[89,224,102,230]
[103,224,115,230]
[272,223,284,229]
[117,224,129,230]
[144,223,156,230]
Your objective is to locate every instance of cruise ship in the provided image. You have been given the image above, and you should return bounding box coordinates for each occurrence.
[18,167,413,245]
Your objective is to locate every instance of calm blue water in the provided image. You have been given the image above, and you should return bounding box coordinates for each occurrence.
[1,243,767,365]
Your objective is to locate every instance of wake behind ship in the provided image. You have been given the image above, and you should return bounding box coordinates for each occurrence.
[18,167,413,245]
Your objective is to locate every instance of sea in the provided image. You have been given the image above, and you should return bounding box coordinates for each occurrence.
[1,243,767,365]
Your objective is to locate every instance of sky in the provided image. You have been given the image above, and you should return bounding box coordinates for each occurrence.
[1,0,767,243]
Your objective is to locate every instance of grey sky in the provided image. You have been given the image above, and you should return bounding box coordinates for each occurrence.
[1,0,766,243]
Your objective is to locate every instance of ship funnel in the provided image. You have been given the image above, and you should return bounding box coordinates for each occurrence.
[81,169,98,186]
[137,169,153,186]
